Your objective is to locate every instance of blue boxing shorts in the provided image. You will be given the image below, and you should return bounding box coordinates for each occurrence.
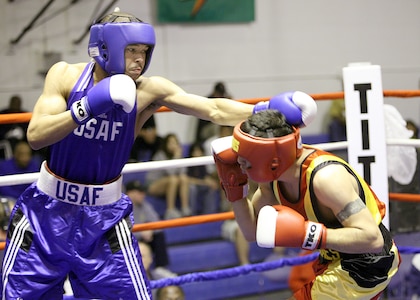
[1,162,152,300]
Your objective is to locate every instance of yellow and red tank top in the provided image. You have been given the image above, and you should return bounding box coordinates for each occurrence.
[272,147,386,225]
[272,147,387,260]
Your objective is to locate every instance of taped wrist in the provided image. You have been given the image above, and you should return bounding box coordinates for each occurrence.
[70,97,91,125]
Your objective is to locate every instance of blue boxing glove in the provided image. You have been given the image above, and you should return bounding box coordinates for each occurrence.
[71,74,136,125]
[253,91,317,127]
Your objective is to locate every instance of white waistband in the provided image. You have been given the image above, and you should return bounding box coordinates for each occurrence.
[37,162,122,206]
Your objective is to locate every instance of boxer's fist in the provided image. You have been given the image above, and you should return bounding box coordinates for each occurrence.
[71,74,136,124]
[253,91,317,127]
[256,205,327,250]
[211,136,248,202]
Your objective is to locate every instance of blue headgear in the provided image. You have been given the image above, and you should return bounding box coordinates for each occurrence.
[88,12,156,75]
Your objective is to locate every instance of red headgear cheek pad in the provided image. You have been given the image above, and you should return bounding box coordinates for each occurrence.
[232,122,302,183]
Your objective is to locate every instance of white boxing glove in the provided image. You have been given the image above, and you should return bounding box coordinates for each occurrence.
[71,74,136,124]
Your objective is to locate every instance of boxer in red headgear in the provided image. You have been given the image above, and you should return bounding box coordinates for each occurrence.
[212,109,400,300]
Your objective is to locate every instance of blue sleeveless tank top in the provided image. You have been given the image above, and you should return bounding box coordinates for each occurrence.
[48,62,137,184]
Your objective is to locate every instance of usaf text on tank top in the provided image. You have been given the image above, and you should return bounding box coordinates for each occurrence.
[48,62,137,184]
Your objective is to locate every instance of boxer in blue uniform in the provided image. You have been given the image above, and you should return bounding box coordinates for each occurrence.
[0,9,317,300]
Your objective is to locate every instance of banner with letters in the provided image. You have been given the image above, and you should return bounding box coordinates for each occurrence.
[157,0,255,23]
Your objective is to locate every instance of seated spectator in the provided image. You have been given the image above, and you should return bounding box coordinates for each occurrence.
[138,241,154,280]
[326,99,348,160]
[221,180,258,266]
[0,140,41,200]
[146,133,190,219]
[129,115,163,162]
[221,217,250,266]
[203,125,234,173]
[195,82,233,144]
[406,119,419,138]
[327,99,346,142]
[187,142,220,215]
[126,181,177,279]
[0,197,13,237]
[138,241,168,300]
[156,285,185,300]
[388,119,420,233]
[202,125,234,213]
[0,197,14,262]
[0,95,28,153]
[409,254,420,298]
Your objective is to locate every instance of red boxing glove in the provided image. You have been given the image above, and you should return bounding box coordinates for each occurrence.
[256,205,327,250]
[211,136,248,202]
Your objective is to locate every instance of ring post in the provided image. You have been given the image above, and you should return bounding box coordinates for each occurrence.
[342,63,389,228]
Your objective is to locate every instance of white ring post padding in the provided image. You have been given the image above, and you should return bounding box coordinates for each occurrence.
[0,139,419,187]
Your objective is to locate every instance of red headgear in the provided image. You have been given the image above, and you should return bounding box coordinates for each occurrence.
[232,122,303,182]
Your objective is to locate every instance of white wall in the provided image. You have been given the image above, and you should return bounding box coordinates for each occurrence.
[1,0,420,144]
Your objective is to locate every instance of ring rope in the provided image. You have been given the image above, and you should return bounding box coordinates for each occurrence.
[150,252,319,289]
[2,138,420,187]
[1,90,420,124]
[149,246,420,290]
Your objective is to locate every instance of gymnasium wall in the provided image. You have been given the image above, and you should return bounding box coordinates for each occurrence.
[1,0,420,143]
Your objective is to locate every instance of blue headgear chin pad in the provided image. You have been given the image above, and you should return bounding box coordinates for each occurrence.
[88,21,155,75]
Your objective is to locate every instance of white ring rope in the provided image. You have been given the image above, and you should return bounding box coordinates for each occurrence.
[1,139,419,187]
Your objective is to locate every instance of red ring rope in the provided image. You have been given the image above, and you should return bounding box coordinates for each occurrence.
[2,90,420,124]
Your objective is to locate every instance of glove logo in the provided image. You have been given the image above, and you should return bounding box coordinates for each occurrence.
[75,101,86,118]
[71,98,91,125]
[304,224,317,249]
[302,222,321,250]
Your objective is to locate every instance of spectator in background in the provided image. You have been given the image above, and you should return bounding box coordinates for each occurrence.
[388,119,420,233]
[130,115,163,163]
[126,181,177,279]
[0,140,41,200]
[327,99,346,142]
[0,95,28,146]
[406,119,419,138]
[0,95,29,160]
[221,215,251,266]
[187,142,220,215]
[0,197,13,236]
[221,180,270,267]
[0,197,14,262]
[203,125,234,212]
[0,95,23,114]
[146,133,190,219]
[138,241,154,280]
[203,125,234,170]
[156,285,185,300]
[138,242,159,300]
[195,82,233,144]
[326,99,348,160]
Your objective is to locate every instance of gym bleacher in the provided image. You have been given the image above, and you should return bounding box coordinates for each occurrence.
[161,220,292,299]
